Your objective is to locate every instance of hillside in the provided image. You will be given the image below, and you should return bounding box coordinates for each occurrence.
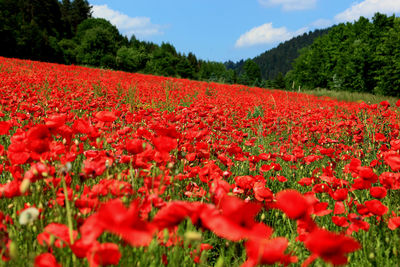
[225,27,332,80]
[289,13,400,96]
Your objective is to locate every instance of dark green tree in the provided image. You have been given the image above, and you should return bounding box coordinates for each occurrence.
[58,38,78,64]
[71,0,91,33]
[116,46,148,72]
[176,57,195,79]
[374,18,400,96]
[59,0,73,37]
[144,43,180,76]
[273,72,285,89]
[240,59,262,86]
[76,26,116,67]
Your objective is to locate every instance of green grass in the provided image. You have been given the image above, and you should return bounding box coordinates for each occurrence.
[301,88,399,105]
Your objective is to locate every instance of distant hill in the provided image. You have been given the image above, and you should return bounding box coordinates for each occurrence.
[225,27,333,80]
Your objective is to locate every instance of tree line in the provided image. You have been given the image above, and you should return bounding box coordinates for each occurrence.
[287,13,400,96]
[225,28,331,83]
[0,0,265,86]
[3,2,397,95]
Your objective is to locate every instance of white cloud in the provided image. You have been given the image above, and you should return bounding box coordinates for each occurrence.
[92,5,162,38]
[235,23,308,48]
[258,0,317,11]
[335,0,400,22]
[310,18,333,28]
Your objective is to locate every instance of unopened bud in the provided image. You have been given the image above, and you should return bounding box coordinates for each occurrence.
[9,241,17,259]
[49,234,56,246]
[215,257,224,267]
[20,179,31,194]
[184,231,202,242]
[167,162,174,169]
[369,252,375,259]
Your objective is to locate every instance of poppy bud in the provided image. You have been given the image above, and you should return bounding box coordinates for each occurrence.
[215,257,224,267]
[185,231,202,242]
[20,179,30,194]
[369,252,375,259]
[9,242,18,259]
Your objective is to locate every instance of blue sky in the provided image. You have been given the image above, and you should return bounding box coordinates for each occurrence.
[89,0,400,62]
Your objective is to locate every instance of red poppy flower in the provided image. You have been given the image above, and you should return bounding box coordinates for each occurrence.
[388,216,400,230]
[87,243,121,267]
[0,180,21,198]
[7,140,30,165]
[71,238,98,259]
[384,153,400,172]
[332,216,349,227]
[82,154,113,178]
[45,114,66,129]
[312,202,332,216]
[37,223,78,248]
[243,237,297,267]
[364,199,388,216]
[0,121,11,135]
[374,132,386,142]
[152,136,177,153]
[26,124,52,154]
[80,199,155,247]
[126,139,144,154]
[95,111,116,122]
[369,186,387,199]
[331,188,348,201]
[34,253,61,267]
[303,228,360,266]
[334,201,346,215]
[380,100,390,108]
[275,190,310,220]
[200,196,269,241]
[152,201,203,229]
[72,118,94,135]
[253,181,273,202]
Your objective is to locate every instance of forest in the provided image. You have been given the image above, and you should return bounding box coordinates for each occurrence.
[1,1,400,96]
[288,13,400,96]
[0,0,243,85]
[225,28,331,81]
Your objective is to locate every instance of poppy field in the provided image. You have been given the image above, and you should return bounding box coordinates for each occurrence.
[1,56,400,266]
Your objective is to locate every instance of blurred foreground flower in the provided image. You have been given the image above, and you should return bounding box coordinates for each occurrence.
[19,207,39,225]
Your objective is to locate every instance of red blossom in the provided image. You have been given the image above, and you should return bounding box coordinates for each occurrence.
[37,223,78,248]
[126,138,144,154]
[34,253,61,267]
[87,243,121,267]
[369,186,387,199]
[243,237,297,267]
[364,199,388,216]
[275,190,310,220]
[384,153,400,172]
[80,199,155,247]
[95,111,117,122]
[152,136,177,153]
[303,228,360,266]
[388,216,400,230]
[0,121,11,135]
